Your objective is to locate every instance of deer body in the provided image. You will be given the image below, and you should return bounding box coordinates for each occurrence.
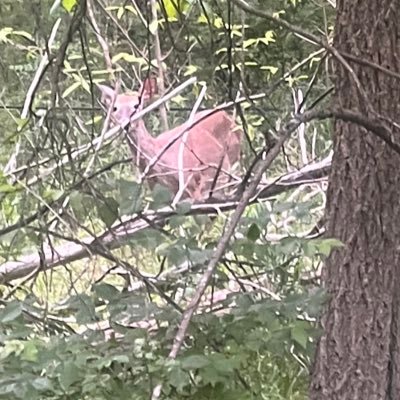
[99,83,242,200]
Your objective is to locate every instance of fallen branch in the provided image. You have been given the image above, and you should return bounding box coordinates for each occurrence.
[0,160,329,283]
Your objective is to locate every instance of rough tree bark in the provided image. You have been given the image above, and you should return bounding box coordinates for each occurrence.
[310,1,400,399]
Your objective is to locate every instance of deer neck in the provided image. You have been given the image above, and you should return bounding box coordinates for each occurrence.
[126,119,156,161]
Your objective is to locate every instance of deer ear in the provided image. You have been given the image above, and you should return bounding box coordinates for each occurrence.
[97,84,115,106]
[140,77,158,100]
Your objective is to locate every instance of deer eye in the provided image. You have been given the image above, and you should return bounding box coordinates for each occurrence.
[113,106,118,112]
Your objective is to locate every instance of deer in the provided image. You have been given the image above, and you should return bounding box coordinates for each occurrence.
[98,78,242,201]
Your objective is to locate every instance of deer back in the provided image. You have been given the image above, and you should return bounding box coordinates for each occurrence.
[98,83,242,200]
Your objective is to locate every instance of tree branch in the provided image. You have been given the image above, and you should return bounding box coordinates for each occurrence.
[0,161,329,284]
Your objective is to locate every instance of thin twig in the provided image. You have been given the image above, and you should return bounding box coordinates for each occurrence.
[4,19,62,177]
[293,88,308,165]
[87,0,113,74]
[149,0,169,131]
[84,82,120,176]
[172,84,208,205]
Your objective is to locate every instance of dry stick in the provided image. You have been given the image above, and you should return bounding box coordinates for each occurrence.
[87,0,113,74]
[49,0,86,108]
[21,19,62,120]
[4,18,62,176]
[0,161,330,284]
[84,82,121,176]
[150,115,306,400]
[149,0,169,131]
[172,84,208,205]
[293,88,308,166]
[237,278,281,301]
[341,51,400,82]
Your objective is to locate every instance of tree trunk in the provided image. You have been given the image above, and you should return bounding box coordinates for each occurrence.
[310,1,400,399]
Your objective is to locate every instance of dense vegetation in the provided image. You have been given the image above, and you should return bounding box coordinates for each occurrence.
[0,0,336,398]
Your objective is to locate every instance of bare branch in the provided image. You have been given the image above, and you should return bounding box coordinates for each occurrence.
[149,0,169,131]
[87,0,113,74]
[0,161,329,284]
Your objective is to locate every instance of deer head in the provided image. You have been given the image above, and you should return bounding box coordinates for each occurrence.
[98,79,242,200]
[97,78,156,128]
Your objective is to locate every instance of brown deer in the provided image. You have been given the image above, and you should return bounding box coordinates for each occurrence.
[98,79,242,200]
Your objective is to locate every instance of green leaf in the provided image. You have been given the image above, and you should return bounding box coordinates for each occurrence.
[96,354,129,369]
[119,179,142,215]
[112,52,146,64]
[10,30,34,41]
[62,0,77,12]
[0,183,18,193]
[0,301,22,322]
[243,38,257,48]
[117,6,124,19]
[197,14,208,24]
[277,237,299,255]
[210,353,238,374]
[247,223,261,241]
[0,27,33,43]
[97,197,119,227]
[151,184,172,208]
[130,229,165,250]
[59,361,81,390]
[168,365,190,390]
[124,6,137,15]
[66,294,97,324]
[181,354,210,369]
[81,78,90,92]
[260,31,275,45]
[317,238,344,256]
[213,17,223,29]
[69,190,84,213]
[188,248,213,264]
[163,0,188,19]
[111,354,129,363]
[175,201,192,214]
[93,283,120,302]
[0,27,12,43]
[62,81,81,98]
[32,377,52,391]
[21,341,39,362]
[183,65,198,76]
[260,65,279,74]
[291,324,309,349]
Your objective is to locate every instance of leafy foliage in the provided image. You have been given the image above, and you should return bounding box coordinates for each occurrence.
[0,0,335,398]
